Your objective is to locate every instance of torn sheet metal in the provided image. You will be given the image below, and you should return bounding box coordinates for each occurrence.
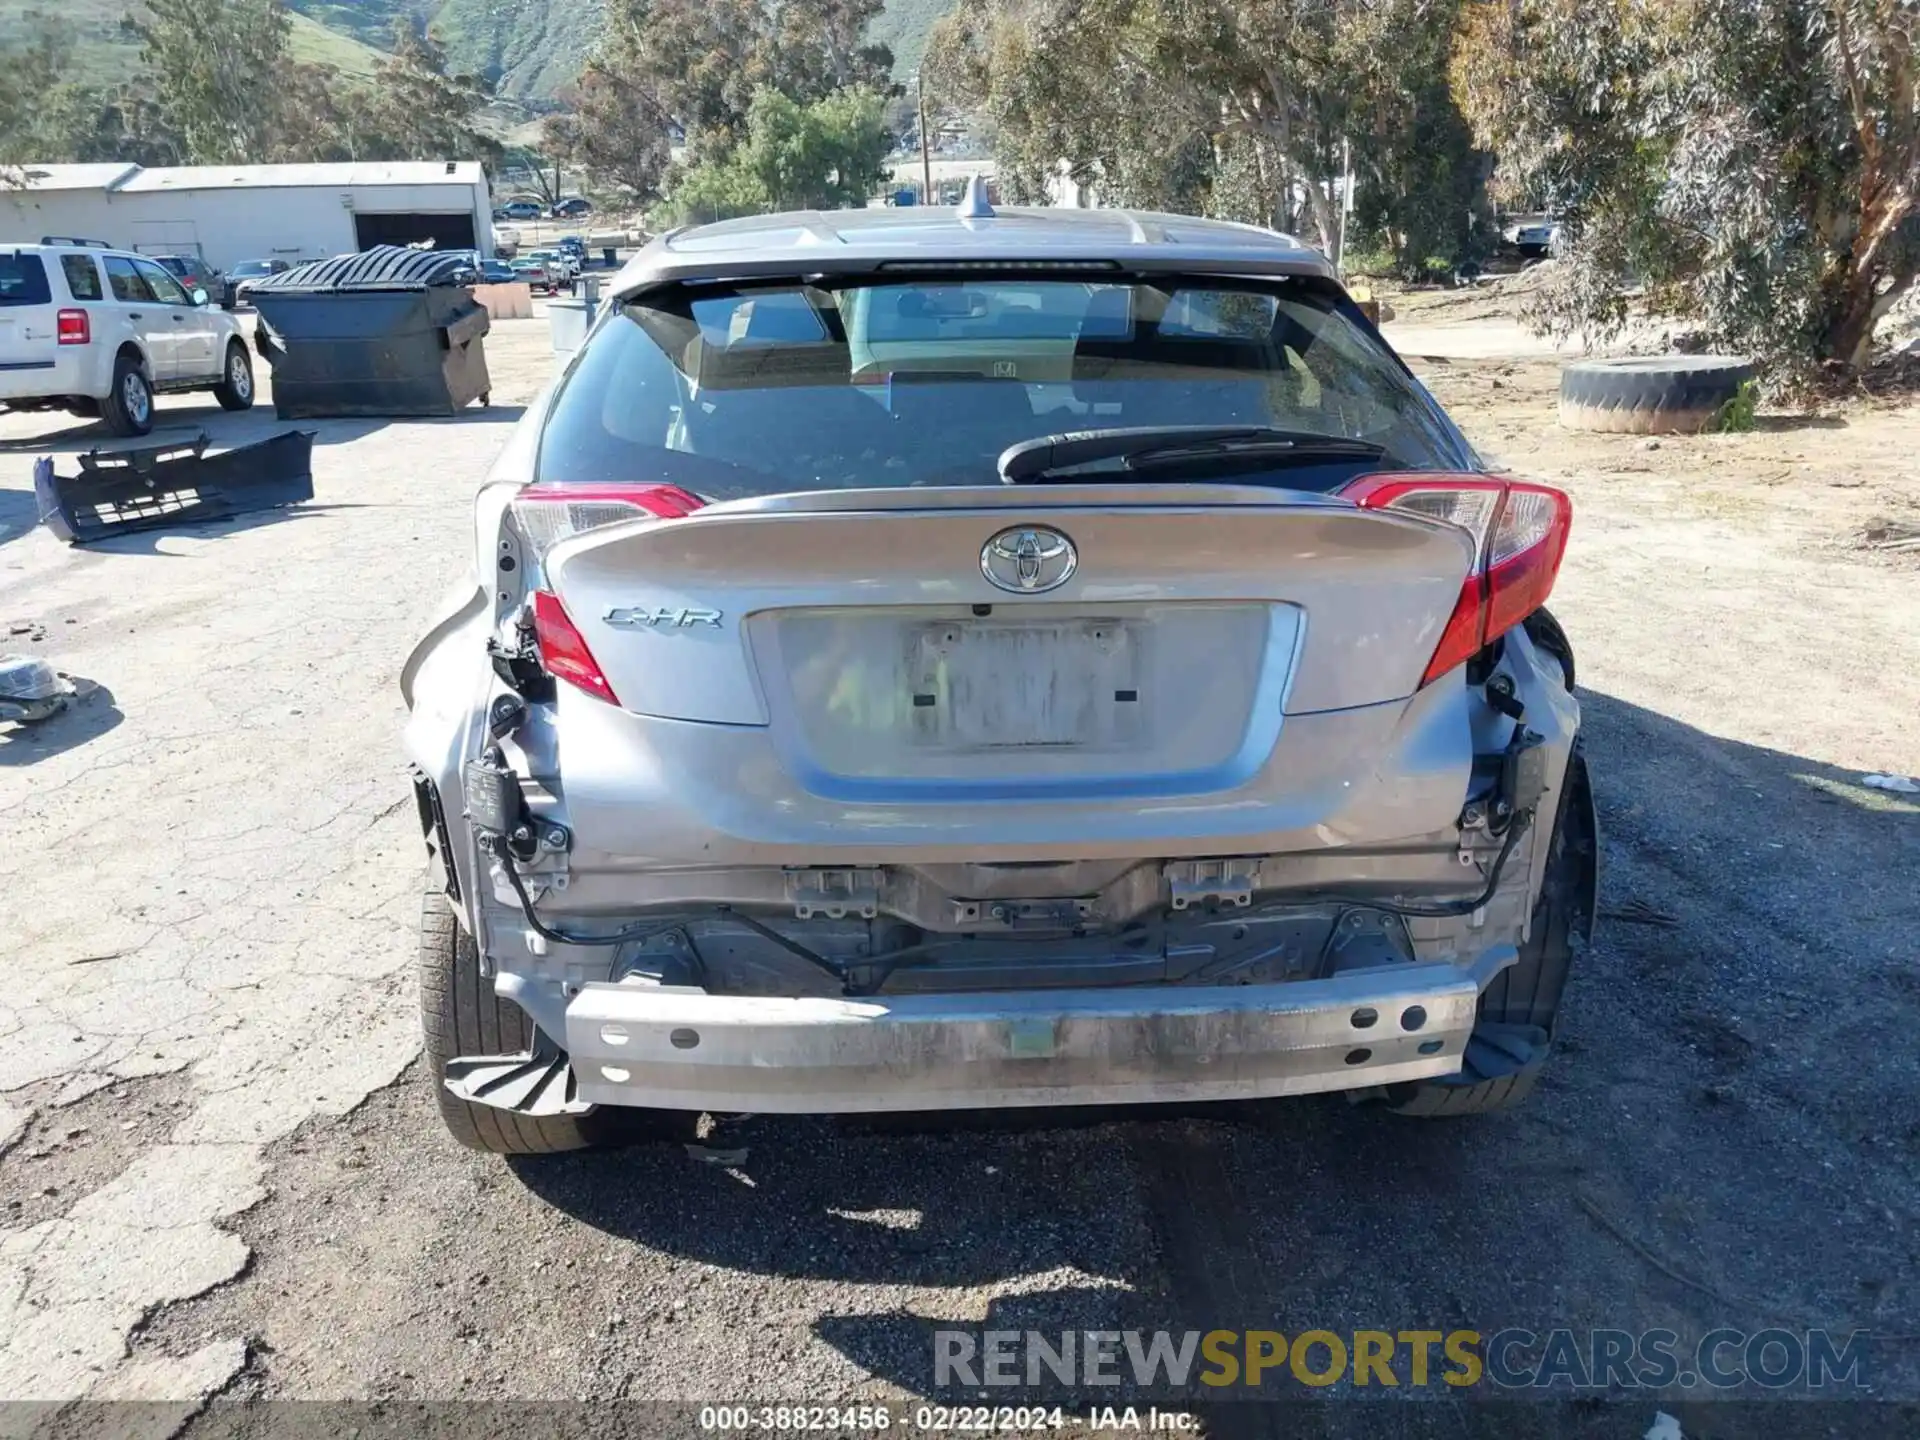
[37,430,315,545]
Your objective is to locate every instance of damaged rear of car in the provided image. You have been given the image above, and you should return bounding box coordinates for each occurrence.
[403,205,1596,1155]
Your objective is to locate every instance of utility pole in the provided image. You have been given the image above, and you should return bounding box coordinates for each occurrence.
[1336,134,1353,275]
[916,70,933,205]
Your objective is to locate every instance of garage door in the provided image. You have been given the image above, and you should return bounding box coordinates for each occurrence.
[354,213,477,252]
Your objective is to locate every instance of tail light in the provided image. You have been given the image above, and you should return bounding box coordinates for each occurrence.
[56,309,89,345]
[509,482,706,571]
[513,484,707,706]
[1342,472,1572,686]
[531,590,619,705]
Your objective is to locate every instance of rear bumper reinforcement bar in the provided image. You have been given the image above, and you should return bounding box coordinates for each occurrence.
[536,959,1501,1115]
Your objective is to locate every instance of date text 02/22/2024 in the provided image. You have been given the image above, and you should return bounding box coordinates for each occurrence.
[695,1404,1195,1432]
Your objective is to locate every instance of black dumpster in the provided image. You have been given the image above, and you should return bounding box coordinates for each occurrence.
[249,246,491,419]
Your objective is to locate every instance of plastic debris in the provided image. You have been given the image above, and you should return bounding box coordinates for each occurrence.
[1863,773,1920,794]
[37,430,314,545]
[683,1144,750,1167]
[0,654,76,724]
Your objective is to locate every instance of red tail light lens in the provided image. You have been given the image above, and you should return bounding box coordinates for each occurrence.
[532,589,619,705]
[56,309,90,345]
[509,483,707,571]
[1343,472,1572,686]
[516,485,708,707]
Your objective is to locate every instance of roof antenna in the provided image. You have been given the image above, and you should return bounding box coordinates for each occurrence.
[955,174,995,220]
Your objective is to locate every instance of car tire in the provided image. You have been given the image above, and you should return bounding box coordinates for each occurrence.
[419,887,690,1155]
[1384,695,1597,1118]
[1558,356,1755,435]
[213,342,254,412]
[102,354,154,437]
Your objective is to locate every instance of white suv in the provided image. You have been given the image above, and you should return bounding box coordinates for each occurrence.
[0,240,255,437]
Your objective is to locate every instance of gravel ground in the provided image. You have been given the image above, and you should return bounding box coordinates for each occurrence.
[3,312,1917,1438]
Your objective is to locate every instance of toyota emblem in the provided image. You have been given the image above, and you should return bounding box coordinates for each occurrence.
[981,526,1077,594]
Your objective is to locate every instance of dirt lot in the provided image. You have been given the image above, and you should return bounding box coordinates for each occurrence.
[2,300,1917,1437]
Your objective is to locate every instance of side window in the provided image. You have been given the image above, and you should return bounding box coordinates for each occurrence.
[60,254,104,301]
[0,253,52,307]
[134,258,188,306]
[103,256,154,304]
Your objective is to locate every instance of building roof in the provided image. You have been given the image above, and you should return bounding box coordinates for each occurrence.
[5,164,141,192]
[3,162,485,198]
[613,203,1332,297]
[115,161,486,192]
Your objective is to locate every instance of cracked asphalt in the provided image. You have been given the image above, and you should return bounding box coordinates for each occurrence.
[0,324,554,1400]
[2,315,1917,1437]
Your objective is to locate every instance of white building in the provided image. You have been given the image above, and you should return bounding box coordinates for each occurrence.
[1046,159,1103,209]
[0,161,494,269]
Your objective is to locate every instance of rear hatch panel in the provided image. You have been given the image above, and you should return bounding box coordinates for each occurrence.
[536,487,1478,869]
[543,491,1472,720]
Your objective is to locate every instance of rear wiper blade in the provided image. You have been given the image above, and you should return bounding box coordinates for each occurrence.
[998,425,1385,483]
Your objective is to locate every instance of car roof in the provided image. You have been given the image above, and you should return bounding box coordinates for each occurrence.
[4,242,143,259]
[608,202,1334,300]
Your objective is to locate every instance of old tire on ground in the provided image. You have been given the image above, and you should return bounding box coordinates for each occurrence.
[213,341,254,411]
[1558,356,1754,434]
[419,889,690,1154]
[102,354,154,437]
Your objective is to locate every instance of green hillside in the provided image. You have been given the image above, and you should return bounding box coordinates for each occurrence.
[0,0,385,85]
[398,0,958,102]
[283,0,436,51]
[3,0,959,106]
[427,0,602,102]
[871,0,956,79]
[289,7,384,74]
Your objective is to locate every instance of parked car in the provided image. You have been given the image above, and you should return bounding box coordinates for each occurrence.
[493,227,520,259]
[524,248,578,291]
[550,196,593,219]
[556,235,587,266]
[508,257,555,293]
[1502,215,1563,257]
[496,200,544,221]
[446,254,517,286]
[152,254,227,309]
[225,257,292,309]
[403,196,1594,1155]
[0,240,255,436]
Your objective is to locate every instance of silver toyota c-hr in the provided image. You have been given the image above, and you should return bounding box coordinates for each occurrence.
[402,195,1597,1155]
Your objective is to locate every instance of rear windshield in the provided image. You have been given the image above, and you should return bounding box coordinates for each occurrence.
[0,253,52,308]
[536,276,1470,498]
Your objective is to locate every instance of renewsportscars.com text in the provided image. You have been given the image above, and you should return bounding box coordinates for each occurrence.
[934,1328,1869,1392]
